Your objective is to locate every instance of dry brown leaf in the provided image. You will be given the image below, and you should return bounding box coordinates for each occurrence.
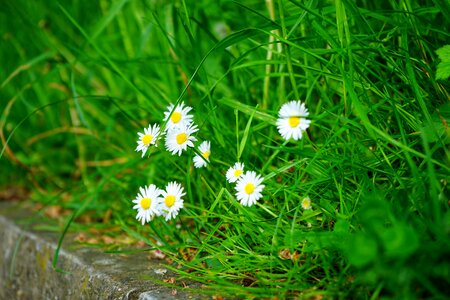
[164,277,176,284]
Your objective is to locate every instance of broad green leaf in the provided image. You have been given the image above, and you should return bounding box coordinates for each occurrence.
[333,219,350,234]
[381,223,419,258]
[346,233,378,267]
[436,45,450,80]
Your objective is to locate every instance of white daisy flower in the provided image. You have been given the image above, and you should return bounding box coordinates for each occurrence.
[163,102,194,131]
[160,181,185,221]
[276,100,311,141]
[193,141,211,168]
[165,123,198,156]
[135,124,162,157]
[301,196,312,210]
[226,162,245,183]
[235,171,265,206]
[132,184,162,225]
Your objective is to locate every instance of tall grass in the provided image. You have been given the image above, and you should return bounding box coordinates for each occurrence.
[1,0,449,298]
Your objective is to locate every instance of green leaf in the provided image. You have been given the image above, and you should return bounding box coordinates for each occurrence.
[436,45,450,80]
[90,0,130,41]
[380,223,419,258]
[420,102,450,144]
[238,105,257,161]
[204,257,223,270]
[333,219,350,234]
[219,98,276,124]
[284,230,305,248]
[346,233,378,267]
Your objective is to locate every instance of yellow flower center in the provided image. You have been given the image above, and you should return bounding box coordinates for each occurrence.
[165,195,176,207]
[288,116,300,128]
[142,134,153,146]
[244,183,255,195]
[234,169,242,177]
[176,133,188,145]
[140,198,151,210]
[302,198,311,209]
[202,151,210,159]
[171,112,182,124]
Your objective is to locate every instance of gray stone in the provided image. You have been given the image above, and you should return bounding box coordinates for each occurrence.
[0,203,208,300]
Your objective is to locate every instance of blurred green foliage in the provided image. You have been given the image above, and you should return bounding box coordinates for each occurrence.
[1,0,450,298]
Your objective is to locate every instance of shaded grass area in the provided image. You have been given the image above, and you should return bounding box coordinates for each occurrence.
[1,0,450,298]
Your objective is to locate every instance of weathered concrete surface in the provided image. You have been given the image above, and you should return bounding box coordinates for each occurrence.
[0,203,207,300]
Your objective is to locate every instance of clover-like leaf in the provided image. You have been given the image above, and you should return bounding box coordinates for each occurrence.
[436,45,450,80]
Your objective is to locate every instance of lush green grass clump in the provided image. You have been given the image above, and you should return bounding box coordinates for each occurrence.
[1,0,450,298]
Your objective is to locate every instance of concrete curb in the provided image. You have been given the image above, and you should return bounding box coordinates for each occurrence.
[0,204,206,300]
